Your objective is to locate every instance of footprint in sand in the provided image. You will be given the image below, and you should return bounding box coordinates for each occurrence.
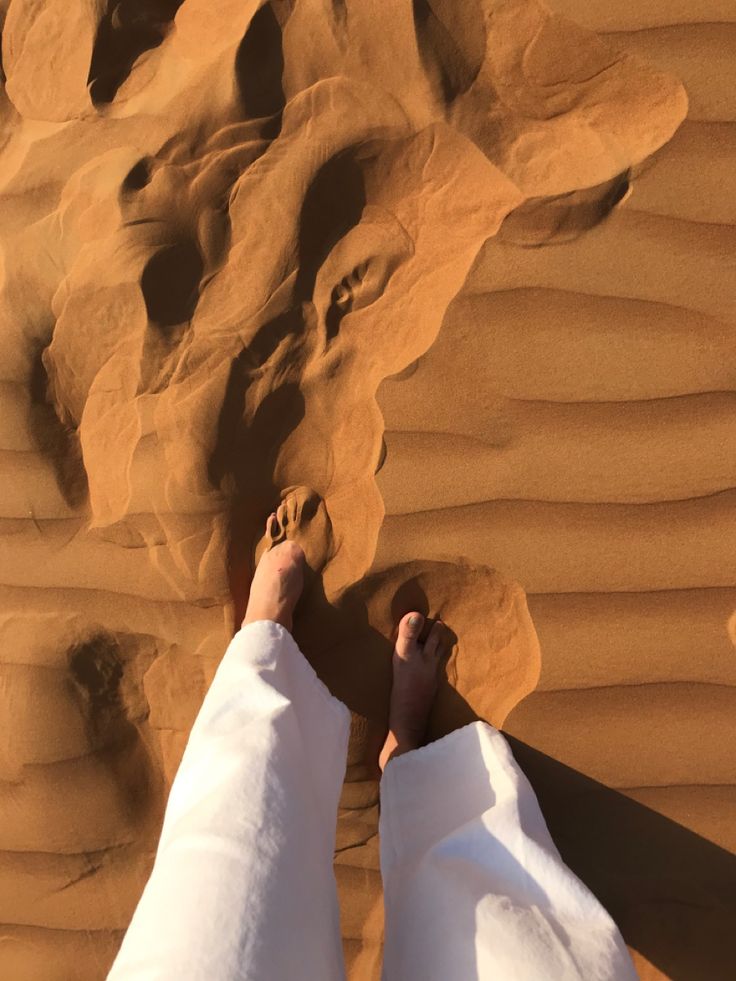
[88,0,186,105]
[234,0,287,122]
[30,343,89,509]
[67,632,160,829]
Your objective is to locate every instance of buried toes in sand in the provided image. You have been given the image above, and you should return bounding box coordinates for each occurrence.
[255,485,334,573]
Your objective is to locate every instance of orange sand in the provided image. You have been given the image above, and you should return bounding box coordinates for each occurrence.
[0,0,733,978]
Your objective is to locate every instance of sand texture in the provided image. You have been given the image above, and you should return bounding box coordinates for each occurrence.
[0,0,731,978]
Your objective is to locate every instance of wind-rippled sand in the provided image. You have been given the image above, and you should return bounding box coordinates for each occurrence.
[0,0,732,978]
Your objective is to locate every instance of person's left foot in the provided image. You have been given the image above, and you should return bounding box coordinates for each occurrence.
[255,485,333,573]
[243,514,306,632]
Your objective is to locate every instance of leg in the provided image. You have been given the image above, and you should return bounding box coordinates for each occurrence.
[109,535,350,981]
[378,613,637,981]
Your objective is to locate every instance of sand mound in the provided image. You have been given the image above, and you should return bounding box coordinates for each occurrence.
[2,0,729,978]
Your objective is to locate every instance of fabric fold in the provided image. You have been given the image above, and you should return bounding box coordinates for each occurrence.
[379,721,637,981]
[109,620,350,981]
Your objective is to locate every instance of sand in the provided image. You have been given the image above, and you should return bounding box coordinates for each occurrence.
[0,0,732,978]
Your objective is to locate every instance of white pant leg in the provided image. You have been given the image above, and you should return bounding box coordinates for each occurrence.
[379,721,637,981]
[109,620,351,981]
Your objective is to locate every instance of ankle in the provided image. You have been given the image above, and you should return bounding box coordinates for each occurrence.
[391,725,425,749]
[379,728,424,771]
[242,608,293,631]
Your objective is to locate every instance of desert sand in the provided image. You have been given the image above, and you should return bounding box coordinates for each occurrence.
[0,0,733,978]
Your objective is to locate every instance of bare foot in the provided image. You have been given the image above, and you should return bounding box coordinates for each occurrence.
[243,488,332,631]
[242,514,306,632]
[255,485,333,573]
[379,612,447,771]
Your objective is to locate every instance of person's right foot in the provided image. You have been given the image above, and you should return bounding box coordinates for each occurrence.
[379,612,447,771]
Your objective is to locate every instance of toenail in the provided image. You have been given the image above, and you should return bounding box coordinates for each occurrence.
[409,615,421,627]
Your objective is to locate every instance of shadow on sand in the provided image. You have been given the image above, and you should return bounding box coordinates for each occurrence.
[295,576,736,981]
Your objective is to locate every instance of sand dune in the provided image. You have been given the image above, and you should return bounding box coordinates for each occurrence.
[548,0,736,31]
[0,0,731,978]
[604,24,736,123]
[371,6,736,979]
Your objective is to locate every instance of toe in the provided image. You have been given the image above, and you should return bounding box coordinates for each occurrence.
[271,503,287,542]
[422,620,445,660]
[396,612,424,658]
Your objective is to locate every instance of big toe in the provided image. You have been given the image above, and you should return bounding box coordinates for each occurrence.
[396,611,424,659]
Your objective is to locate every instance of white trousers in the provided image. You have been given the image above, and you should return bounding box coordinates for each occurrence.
[109,621,637,981]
